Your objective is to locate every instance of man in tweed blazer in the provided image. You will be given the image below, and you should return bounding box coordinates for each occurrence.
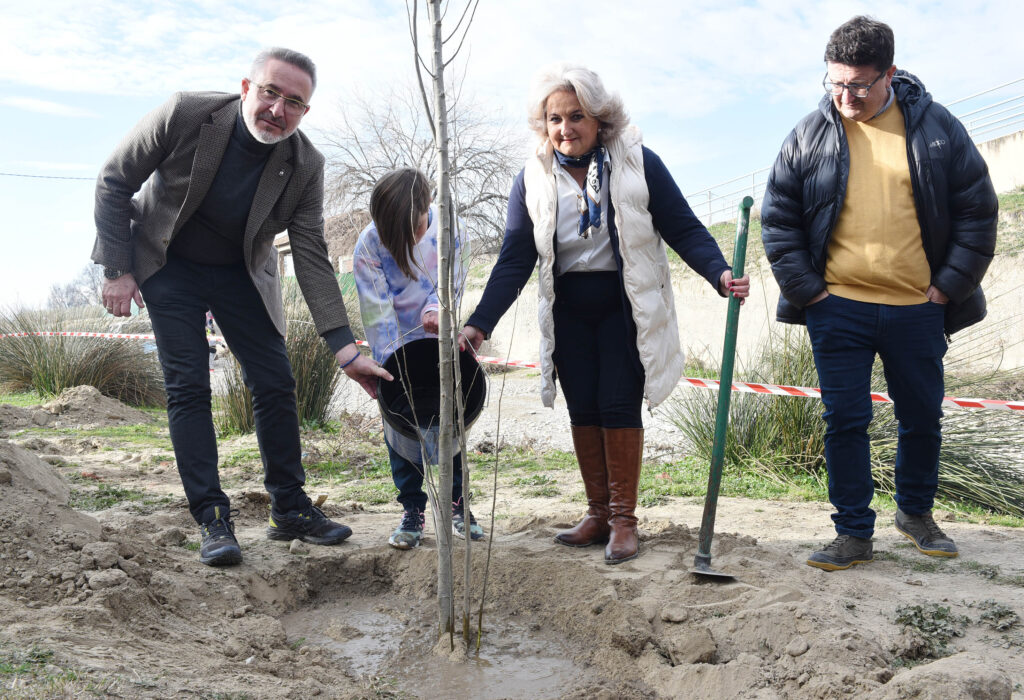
[93,47,390,566]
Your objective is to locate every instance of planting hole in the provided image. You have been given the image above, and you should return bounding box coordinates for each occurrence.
[281,596,581,698]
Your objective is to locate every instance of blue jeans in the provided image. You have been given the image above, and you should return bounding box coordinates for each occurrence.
[805,294,947,539]
[141,255,309,525]
[385,434,464,513]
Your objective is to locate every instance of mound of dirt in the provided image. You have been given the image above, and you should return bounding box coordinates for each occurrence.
[1,386,153,435]
[42,385,153,428]
[0,440,103,608]
[2,420,1023,698]
[0,403,57,432]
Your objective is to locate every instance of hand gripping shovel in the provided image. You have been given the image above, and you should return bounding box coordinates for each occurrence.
[690,196,753,581]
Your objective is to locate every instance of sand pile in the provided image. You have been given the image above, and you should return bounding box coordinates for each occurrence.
[0,385,153,436]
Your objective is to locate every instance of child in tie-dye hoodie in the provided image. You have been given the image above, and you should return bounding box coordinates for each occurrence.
[353,168,482,549]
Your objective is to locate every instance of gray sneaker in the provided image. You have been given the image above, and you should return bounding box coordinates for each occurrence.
[806,534,873,571]
[894,509,958,557]
[452,500,485,541]
[388,509,424,550]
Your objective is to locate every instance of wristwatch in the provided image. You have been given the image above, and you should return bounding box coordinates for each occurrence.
[103,267,126,280]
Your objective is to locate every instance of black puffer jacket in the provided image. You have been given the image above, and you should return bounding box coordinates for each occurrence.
[761,70,998,335]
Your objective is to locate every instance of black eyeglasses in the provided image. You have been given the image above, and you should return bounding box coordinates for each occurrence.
[822,70,887,98]
[249,82,310,116]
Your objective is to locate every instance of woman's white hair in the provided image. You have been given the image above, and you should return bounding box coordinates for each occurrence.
[526,62,629,143]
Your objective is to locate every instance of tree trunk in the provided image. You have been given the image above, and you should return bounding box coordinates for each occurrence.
[427,0,455,641]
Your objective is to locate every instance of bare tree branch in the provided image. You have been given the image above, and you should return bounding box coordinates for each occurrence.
[442,0,479,66]
[47,264,105,309]
[407,0,437,140]
[442,0,477,44]
[314,82,524,253]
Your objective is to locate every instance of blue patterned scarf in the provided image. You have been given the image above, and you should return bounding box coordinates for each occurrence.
[554,146,605,239]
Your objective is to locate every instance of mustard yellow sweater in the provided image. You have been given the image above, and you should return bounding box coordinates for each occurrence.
[825,102,930,305]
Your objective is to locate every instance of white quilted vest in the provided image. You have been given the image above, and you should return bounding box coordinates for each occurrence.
[523,126,684,409]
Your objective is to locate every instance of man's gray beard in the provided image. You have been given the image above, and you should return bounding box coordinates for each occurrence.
[243,111,286,145]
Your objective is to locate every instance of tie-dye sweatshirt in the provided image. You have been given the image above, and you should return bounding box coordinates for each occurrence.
[353,205,470,363]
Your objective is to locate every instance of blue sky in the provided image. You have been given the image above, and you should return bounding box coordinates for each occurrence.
[1,0,1022,309]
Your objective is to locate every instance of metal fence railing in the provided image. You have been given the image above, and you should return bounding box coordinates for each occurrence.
[687,77,1024,226]
[686,167,771,227]
[949,77,1024,143]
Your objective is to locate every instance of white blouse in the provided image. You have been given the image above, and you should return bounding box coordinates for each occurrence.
[552,154,617,275]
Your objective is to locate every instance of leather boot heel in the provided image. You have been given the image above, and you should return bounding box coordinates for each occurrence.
[555,425,610,547]
[605,519,639,564]
[602,427,644,564]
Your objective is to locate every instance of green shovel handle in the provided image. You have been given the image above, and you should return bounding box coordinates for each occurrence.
[695,196,753,561]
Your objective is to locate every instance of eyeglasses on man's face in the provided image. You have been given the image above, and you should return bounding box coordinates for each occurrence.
[249,82,310,116]
[822,69,887,99]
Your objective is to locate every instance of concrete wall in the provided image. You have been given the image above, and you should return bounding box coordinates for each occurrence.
[977,129,1024,193]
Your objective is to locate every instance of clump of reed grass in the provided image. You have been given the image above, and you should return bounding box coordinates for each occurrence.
[667,322,1024,517]
[0,305,165,407]
[215,277,357,435]
[665,326,826,487]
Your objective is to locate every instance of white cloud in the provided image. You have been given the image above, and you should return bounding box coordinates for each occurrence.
[0,97,99,118]
[2,0,1022,119]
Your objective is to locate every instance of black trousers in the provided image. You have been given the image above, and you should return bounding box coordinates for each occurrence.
[141,256,308,525]
[552,271,645,429]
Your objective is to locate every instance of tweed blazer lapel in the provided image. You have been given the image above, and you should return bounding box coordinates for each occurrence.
[244,138,293,256]
[174,99,237,233]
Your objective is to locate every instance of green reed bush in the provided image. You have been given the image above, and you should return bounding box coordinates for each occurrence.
[0,305,165,407]
[214,358,254,436]
[667,322,1024,517]
[665,326,827,486]
[215,276,358,435]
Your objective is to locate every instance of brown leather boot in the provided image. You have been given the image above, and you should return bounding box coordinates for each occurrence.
[604,427,644,564]
[554,425,610,547]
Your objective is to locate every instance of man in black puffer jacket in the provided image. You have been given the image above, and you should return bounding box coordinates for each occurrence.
[761,16,997,572]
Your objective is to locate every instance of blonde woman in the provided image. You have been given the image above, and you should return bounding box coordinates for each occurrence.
[462,63,749,564]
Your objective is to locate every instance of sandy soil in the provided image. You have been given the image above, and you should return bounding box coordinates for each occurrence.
[1,386,1022,699]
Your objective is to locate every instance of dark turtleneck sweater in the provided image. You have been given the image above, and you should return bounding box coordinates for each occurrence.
[167,111,353,354]
[169,111,274,265]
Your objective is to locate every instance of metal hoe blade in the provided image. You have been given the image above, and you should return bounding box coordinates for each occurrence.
[689,197,754,582]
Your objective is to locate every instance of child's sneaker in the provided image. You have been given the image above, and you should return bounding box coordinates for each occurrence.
[452,499,485,541]
[388,508,425,550]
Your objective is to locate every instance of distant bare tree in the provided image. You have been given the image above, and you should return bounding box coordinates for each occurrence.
[319,83,523,253]
[47,264,104,309]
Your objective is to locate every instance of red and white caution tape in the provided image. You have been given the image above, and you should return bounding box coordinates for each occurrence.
[471,353,540,369]
[4,331,1021,411]
[0,330,224,343]
[680,377,1024,413]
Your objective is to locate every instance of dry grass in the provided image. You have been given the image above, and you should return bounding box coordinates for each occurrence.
[0,306,164,407]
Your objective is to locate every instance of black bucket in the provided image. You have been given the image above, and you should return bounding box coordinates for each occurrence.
[377,338,487,465]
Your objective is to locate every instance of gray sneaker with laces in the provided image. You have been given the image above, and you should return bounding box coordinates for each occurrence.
[894,508,958,557]
[389,509,424,550]
[452,500,485,541]
[806,534,873,571]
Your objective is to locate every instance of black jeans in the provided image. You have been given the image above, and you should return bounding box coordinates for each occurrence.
[141,256,308,525]
[552,271,645,428]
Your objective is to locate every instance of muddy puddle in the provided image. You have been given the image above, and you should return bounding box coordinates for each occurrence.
[281,597,582,698]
